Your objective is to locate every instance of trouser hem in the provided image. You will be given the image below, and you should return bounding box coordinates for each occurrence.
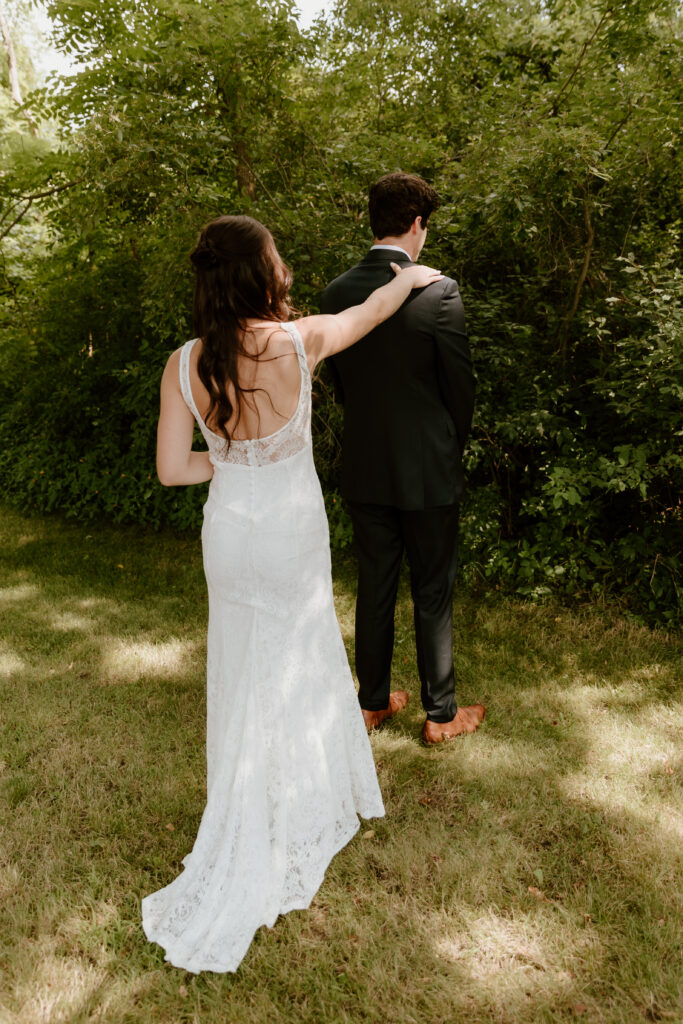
[425,703,458,724]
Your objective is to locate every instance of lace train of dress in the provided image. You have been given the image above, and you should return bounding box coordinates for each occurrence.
[141,322,384,973]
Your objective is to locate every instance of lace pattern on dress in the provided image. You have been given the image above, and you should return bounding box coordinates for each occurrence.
[178,323,311,467]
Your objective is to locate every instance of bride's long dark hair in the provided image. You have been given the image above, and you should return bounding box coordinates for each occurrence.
[190,214,292,441]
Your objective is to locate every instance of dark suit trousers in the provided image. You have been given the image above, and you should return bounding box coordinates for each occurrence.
[347,502,460,723]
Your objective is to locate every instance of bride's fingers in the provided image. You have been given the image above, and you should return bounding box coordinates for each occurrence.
[410,266,444,288]
[391,262,442,277]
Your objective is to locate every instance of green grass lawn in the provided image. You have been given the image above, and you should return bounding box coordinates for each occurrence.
[0,506,681,1024]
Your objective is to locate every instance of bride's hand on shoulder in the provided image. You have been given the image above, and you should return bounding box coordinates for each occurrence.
[300,261,444,368]
[390,261,444,288]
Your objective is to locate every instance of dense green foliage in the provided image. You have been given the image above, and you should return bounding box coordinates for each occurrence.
[1,0,681,621]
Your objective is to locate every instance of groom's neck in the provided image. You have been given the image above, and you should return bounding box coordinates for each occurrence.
[373,234,419,261]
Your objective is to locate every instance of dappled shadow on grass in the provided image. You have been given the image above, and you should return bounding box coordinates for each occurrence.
[343,606,682,1022]
[1,507,681,1023]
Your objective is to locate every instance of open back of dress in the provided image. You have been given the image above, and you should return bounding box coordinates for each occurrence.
[142,322,384,973]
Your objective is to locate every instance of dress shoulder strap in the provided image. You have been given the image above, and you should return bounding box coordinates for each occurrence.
[279,321,309,376]
[178,338,202,420]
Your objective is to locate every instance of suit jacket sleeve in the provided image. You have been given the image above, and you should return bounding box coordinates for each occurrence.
[433,278,475,452]
[317,285,345,404]
[324,354,344,405]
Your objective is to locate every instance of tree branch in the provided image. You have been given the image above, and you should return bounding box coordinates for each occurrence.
[0,178,84,242]
[12,178,85,203]
[600,106,635,156]
[558,195,594,363]
[547,8,614,116]
[0,199,32,242]
[243,156,295,233]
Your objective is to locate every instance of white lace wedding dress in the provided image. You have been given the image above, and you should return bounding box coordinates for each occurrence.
[142,322,384,973]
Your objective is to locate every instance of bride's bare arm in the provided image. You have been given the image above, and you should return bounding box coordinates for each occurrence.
[296,262,443,370]
[157,349,214,486]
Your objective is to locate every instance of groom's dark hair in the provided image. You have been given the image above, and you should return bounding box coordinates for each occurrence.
[369,173,440,239]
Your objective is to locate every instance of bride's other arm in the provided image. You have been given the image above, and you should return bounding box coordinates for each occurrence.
[297,263,443,372]
[157,349,214,486]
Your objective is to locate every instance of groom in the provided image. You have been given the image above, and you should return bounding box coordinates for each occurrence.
[319,172,485,744]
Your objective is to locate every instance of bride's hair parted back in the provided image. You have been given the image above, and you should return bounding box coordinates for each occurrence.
[190,214,293,442]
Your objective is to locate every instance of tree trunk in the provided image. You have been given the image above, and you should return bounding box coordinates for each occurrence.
[234,137,256,199]
[558,195,594,364]
[0,0,22,105]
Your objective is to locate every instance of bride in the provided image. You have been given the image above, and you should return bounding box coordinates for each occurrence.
[143,214,442,973]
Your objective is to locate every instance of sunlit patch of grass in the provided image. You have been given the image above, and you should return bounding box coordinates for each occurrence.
[11,950,110,1024]
[0,583,41,604]
[0,643,25,677]
[100,637,197,682]
[1,506,681,1024]
[48,609,94,632]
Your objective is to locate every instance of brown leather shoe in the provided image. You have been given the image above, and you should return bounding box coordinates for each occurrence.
[421,704,486,745]
[361,690,410,731]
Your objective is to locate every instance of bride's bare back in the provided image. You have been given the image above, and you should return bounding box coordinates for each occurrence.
[188,322,301,441]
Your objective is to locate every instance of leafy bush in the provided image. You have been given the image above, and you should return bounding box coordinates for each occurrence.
[1,0,680,623]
